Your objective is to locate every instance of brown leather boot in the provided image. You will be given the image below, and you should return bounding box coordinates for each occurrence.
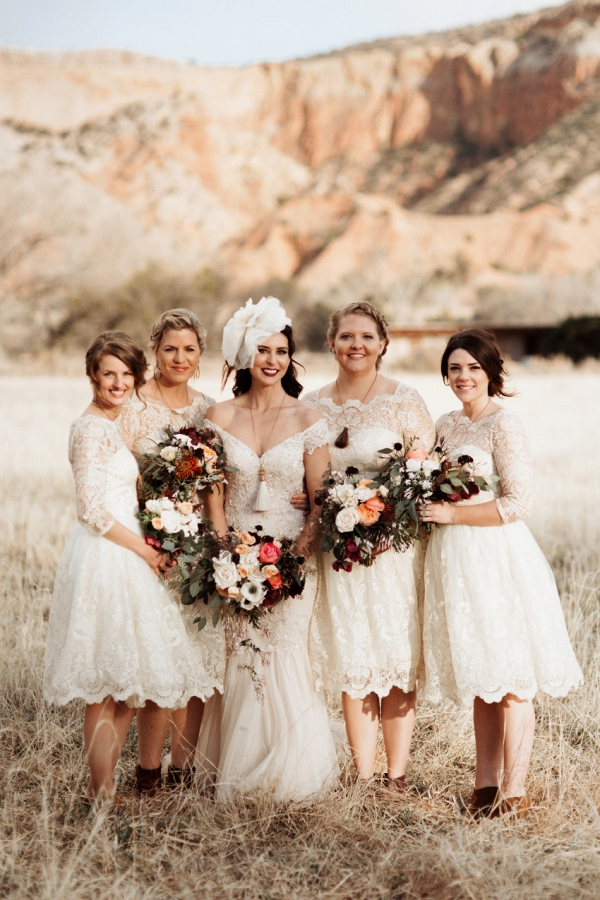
[467,786,500,820]
[135,764,162,797]
[499,796,533,818]
[166,766,195,789]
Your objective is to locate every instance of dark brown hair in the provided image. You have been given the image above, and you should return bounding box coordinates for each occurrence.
[85,331,147,398]
[440,328,515,398]
[221,325,304,398]
[327,301,390,369]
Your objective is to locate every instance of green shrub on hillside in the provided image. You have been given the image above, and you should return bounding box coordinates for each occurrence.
[542,316,600,363]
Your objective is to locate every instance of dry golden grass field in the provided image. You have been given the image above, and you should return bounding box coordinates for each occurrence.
[1,357,600,900]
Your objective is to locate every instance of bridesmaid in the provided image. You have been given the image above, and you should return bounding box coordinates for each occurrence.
[304,301,435,789]
[420,328,582,818]
[44,332,207,801]
[119,308,224,792]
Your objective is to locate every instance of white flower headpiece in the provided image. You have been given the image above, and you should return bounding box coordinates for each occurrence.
[222,296,292,370]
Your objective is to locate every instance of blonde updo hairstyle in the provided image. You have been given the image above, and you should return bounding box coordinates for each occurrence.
[85,331,147,400]
[149,308,207,379]
[327,301,390,370]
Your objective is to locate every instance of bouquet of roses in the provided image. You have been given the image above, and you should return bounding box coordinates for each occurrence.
[138,425,230,503]
[137,424,233,566]
[180,525,306,630]
[316,466,412,572]
[375,441,499,535]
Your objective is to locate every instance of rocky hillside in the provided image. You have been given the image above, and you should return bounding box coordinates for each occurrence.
[3,1,600,352]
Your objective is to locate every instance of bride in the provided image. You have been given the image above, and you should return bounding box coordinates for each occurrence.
[199,297,339,802]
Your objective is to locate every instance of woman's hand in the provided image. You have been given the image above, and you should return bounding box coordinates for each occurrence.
[290,492,309,513]
[419,500,455,526]
[138,541,168,577]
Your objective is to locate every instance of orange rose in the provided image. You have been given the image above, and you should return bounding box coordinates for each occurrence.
[267,572,283,589]
[356,504,381,525]
[364,496,385,512]
[406,447,427,460]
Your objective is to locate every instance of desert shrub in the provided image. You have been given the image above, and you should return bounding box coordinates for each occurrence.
[542,316,600,362]
[50,265,227,351]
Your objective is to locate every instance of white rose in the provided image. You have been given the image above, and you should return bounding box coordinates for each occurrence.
[212,557,238,590]
[174,434,193,447]
[160,509,182,534]
[334,484,356,505]
[247,566,267,583]
[239,581,265,609]
[181,516,200,536]
[356,487,376,502]
[145,499,162,514]
[244,550,260,568]
[160,498,174,511]
[378,485,389,497]
[335,507,360,533]
[422,459,438,475]
[405,458,422,472]
[160,447,177,462]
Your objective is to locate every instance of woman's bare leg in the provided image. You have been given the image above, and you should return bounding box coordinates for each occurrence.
[381,687,416,779]
[170,697,205,769]
[501,694,535,797]
[473,696,504,789]
[84,699,135,799]
[137,702,171,769]
[342,691,380,779]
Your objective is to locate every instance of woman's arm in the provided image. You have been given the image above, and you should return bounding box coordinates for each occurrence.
[203,485,229,538]
[294,441,330,558]
[421,499,502,527]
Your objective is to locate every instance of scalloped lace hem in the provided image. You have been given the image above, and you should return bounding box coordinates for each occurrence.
[44,682,222,709]
[314,670,417,700]
[423,676,583,706]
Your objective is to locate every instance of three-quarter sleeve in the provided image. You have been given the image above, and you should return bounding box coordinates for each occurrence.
[68,418,118,535]
[491,410,533,523]
[389,387,436,453]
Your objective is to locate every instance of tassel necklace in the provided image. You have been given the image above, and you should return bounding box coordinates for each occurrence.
[248,393,286,512]
[334,372,380,449]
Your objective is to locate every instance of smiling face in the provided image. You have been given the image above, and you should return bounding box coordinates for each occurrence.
[249,332,290,387]
[446,348,490,405]
[93,354,135,410]
[330,314,385,375]
[155,328,202,386]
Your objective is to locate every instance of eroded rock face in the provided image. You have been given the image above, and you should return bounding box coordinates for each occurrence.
[3,0,600,343]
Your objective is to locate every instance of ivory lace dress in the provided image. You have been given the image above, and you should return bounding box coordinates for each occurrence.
[303,384,435,699]
[118,393,225,700]
[423,408,583,705]
[44,416,211,708]
[197,418,340,803]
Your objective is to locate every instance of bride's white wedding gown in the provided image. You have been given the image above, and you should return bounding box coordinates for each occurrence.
[196,418,340,803]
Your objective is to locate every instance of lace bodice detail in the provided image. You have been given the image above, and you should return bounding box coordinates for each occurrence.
[435,408,533,523]
[119,393,214,457]
[304,383,435,477]
[68,416,139,535]
[214,418,328,540]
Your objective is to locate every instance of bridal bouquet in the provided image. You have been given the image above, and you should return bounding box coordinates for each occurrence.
[375,441,499,535]
[316,466,412,572]
[180,525,306,630]
[138,425,230,503]
[138,496,202,566]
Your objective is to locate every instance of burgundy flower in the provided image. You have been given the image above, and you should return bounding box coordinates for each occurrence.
[345,539,361,562]
[144,535,163,550]
[178,426,202,446]
[333,560,353,573]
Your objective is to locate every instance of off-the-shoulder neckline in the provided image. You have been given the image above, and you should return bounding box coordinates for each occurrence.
[209,418,325,460]
[134,393,210,413]
[308,381,408,409]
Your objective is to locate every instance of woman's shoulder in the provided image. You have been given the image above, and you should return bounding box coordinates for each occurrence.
[70,413,116,438]
[205,397,238,428]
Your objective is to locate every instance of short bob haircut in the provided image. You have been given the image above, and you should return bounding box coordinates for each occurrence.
[222,324,304,398]
[85,331,147,399]
[149,308,207,355]
[327,301,390,370]
[440,328,514,398]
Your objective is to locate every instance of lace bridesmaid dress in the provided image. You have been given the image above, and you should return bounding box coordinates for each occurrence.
[198,418,340,803]
[44,416,212,707]
[423,408,583,705]
[303,384,435,699]
[118,393,225,701]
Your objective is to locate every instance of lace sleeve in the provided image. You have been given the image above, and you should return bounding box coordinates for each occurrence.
[68,418,119,535]
[389,386,436,453]
[491,410,533,523]
[192,394,215,427]
[302,390,319,409]
[303,417,329,455]
[117,399,141,451]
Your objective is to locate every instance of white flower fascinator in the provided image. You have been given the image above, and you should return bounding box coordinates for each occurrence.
[222,296,292,370]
